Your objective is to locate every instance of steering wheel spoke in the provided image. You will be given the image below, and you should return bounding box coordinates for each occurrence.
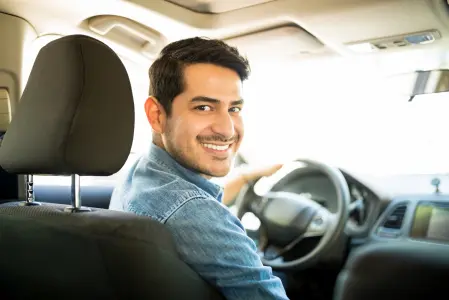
[303,208,336,238]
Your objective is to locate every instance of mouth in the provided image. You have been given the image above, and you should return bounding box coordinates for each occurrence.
[201,142,233,153]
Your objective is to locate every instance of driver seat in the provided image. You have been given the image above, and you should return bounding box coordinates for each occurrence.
[0,35,223,300]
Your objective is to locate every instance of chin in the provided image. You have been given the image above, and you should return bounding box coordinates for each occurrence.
[203,163,231,178]
[210,170,229,178]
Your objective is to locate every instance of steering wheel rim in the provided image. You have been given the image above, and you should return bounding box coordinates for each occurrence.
[235,158,351,270]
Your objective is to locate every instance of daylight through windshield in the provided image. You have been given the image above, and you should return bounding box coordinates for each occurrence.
[237,57,449,176]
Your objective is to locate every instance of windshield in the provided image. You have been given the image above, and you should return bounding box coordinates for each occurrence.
[236,56,449,177]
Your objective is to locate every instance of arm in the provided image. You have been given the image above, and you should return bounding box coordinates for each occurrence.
[221,174,248,206]
[222,164,282,206]
[164,197,289,300]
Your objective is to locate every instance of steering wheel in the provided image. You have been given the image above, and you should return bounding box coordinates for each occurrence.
[235,159,350,270]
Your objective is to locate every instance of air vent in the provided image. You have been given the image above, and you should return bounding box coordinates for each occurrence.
[376,204,408,238]
[382,205,407,229]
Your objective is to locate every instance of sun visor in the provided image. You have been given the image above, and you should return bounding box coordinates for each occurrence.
[224,25,327,62]
[165,0,277,13]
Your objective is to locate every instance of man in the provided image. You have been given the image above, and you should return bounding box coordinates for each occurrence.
[109,37,288,299]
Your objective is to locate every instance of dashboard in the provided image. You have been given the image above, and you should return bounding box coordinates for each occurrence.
[246,165,449,271]
[258,165,449,249]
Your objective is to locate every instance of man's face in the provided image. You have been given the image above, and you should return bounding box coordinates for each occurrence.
[161,63,244,178]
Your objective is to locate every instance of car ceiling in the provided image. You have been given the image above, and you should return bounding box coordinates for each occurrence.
[0,0,448,70]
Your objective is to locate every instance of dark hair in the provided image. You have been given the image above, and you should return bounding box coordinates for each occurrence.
[148,37,251,115]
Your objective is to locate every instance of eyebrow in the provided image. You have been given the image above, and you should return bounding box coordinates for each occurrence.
[191,96,244,106]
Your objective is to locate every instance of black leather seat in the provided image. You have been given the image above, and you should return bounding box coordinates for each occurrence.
[333,241,449,300]
[0,35,223,300]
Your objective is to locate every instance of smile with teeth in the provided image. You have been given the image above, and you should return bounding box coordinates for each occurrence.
[201,143,231,151]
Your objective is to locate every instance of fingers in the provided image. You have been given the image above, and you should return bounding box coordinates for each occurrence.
[258,163,283,177]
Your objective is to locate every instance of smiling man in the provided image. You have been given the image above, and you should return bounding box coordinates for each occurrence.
[109,37,288,300]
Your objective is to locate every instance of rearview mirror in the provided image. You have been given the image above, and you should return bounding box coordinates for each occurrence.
[410,69,449,96]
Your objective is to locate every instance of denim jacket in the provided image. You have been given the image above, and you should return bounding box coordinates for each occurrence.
[109,143,288,299]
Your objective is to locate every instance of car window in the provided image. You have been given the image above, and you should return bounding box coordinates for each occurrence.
[237,56,449,176]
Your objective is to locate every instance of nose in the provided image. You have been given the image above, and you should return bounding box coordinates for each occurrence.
[211,110,235,140]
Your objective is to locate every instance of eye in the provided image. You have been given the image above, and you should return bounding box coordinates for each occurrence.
[229,107,242,113]
[195,105,212,111]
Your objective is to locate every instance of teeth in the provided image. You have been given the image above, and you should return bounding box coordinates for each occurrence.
[202,143,230,151]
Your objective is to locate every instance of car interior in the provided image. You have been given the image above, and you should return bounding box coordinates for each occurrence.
[0,0,449,299]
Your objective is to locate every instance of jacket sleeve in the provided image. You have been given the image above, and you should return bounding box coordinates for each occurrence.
[164,196,289,300]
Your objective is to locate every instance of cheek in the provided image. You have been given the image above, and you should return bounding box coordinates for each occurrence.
[185,114,214,137]
[165,118,184,143]
[168,116,204,144]
[234,116,244,138]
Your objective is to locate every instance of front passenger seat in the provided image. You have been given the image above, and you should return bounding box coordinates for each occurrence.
[333,241,449,300]
[0,34,223,300]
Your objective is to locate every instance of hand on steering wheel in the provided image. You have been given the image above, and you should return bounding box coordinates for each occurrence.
[235,159,351,270]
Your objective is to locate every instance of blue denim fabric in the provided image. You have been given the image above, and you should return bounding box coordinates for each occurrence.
[109,143,288,299]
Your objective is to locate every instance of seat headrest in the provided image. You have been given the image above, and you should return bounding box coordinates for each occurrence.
[0,35,135,176]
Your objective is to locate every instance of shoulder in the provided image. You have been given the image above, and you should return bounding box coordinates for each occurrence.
[124,157,213,223]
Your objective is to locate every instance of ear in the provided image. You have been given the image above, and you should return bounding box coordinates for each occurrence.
[144,96,167,134]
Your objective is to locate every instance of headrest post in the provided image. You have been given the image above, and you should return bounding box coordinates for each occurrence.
[19,174,41,206]
[72,174,81,209]
[64,174,90,213]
